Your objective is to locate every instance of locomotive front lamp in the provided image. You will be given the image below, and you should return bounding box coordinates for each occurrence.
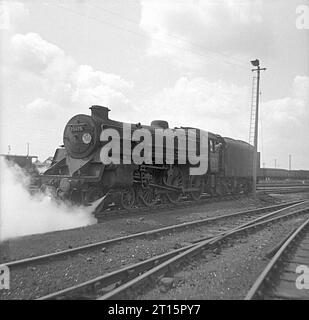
[82,132,92,144]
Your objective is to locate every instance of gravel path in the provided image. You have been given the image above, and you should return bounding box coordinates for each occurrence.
[0,200,278,300]
[141,215,308,300]
[0,192,308,300]
[0,195,281,263]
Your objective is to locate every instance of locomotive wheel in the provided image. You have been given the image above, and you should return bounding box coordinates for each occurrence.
[164,166,183,204]
[190,176,204,201]
[139,186,156,207]
[159,194,170,204]
[120,187,136,210]
[209,188,215,197]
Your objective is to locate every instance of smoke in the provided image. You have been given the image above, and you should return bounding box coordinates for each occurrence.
[0,158,97,242]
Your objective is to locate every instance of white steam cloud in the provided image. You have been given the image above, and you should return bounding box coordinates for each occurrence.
[0,159,97,242]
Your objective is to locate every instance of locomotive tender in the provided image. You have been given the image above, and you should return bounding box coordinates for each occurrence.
[42,105,254,210]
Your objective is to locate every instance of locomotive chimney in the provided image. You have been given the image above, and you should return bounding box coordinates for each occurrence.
[90,105,110,120]
[151,120,169,129]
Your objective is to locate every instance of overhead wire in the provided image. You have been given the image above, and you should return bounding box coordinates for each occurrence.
[45,1,249,70]
[89,2,248,68]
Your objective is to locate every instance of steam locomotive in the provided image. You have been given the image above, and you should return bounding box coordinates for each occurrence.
[41,105,254,210]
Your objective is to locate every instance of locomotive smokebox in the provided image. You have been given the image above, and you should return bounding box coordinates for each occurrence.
[151,120,169,129]
[90,105,110,121]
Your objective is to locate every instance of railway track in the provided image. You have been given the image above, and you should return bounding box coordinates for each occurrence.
[257,186,309,194]
[36,200,309,300]
[94,192,251,222]
[258,183,309,188]
[96,186,308,222]
[245,216,309,300]
[3,201,302,270]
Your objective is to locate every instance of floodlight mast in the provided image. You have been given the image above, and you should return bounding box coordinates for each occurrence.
[250,59,266,198]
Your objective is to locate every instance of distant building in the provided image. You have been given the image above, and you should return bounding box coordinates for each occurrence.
[0,154,38,170]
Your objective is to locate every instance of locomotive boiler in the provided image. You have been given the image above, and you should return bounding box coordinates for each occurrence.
[41,105,254,211]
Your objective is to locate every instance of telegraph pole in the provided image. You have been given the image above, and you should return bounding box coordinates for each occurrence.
[289,154,292,171]
[250,59,266,198]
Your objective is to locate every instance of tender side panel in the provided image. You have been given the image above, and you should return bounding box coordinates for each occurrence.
[223,138,254,177]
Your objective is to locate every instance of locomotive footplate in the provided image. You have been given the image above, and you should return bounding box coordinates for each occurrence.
[149,182,200,193]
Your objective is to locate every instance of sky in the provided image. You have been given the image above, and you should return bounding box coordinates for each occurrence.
[0,0,308,169]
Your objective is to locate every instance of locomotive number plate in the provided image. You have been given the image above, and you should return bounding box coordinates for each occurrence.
[70,125,84,132]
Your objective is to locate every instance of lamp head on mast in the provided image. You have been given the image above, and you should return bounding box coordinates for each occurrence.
[251,59,260,67]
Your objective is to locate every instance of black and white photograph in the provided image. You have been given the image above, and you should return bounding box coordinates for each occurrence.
[0,0,309,304]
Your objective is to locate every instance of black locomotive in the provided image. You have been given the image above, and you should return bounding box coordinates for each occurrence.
[41,105,254,210]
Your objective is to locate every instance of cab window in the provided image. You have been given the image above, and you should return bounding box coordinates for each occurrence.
[210,140,215,152]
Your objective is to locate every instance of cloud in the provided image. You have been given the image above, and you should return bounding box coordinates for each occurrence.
[24,98,61,118]
[262,76,308,134]
[141,76,250,139]
[74,65,133,91]
[7,32,134,118]
[260,75,309,168]
[139,0,272,68]
[0,1,29,30]
[141,74,309,169]
[71,64,133,114]
[11,32,71,74]
[1,31,135,159]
